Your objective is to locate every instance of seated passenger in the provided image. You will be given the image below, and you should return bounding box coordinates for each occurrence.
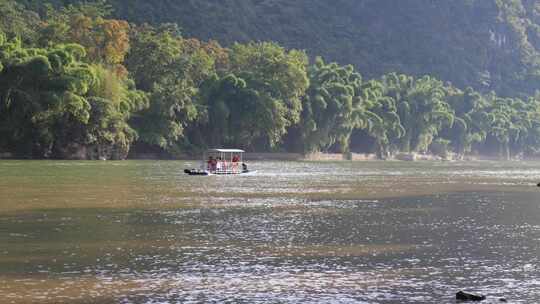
[223,159,228,171]
[232,155,240,172]
[211,158,217,171]
[207,156,214,171]
[216,157,222,171]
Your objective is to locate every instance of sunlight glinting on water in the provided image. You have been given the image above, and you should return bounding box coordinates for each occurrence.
[1,160,540,303]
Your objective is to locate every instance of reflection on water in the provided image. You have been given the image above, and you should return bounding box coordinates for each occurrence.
[1,160,540,303]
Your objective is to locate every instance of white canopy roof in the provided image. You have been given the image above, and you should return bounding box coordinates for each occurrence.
[207,149,245,153]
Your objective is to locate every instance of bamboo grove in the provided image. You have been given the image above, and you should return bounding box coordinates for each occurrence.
[1,1,540,159]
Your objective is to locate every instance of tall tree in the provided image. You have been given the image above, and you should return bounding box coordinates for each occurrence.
[299,57,364,153]
[398,76,455,152]
[125,24,215,152]
[39,2,130,67]
[442,86,489,158]
[227,42,309,150]
[359,79,405,158]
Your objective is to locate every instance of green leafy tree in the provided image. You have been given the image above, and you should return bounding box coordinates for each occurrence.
[442,86,489,157]
[398,76,455,152]
[39,2,130,67]
[0,40,93,157]
[84,65,148,159]
[227,42,309,150]
[125,24,214,152]
[359,79,405,158]
[195,74,264,150]
[518,95,540,156]
[482,94,540,159]
[0,0,40,44]
[299,57,364,153]
[0,34,146,159]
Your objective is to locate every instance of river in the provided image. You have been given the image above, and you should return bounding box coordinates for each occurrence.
[1,160,539,303]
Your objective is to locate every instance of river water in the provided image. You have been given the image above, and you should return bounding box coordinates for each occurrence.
[1,160,539,303]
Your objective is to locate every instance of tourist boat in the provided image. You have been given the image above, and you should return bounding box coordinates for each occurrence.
[184,149,251,176]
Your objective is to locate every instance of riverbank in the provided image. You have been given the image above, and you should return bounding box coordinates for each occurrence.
[0,151,536,161]
[198,152,535,162]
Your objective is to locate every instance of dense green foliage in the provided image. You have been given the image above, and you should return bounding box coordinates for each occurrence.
[47,0,540,98]
[193,42,309,151]
[0,2,146,159]
[125,24,212,151]
[297,58,363,154]
[2,0,540,160]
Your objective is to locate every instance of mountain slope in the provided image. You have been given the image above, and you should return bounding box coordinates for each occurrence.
[85,0,540,97]
[25,0,540,95]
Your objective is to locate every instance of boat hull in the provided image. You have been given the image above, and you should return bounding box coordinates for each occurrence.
[184,169,250,176]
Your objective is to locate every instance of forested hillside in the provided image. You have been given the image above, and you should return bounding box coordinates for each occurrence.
[2,0,540,160]
[29,0,540,97]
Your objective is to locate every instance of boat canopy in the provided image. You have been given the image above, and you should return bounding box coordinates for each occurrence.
[207,149,245,153]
